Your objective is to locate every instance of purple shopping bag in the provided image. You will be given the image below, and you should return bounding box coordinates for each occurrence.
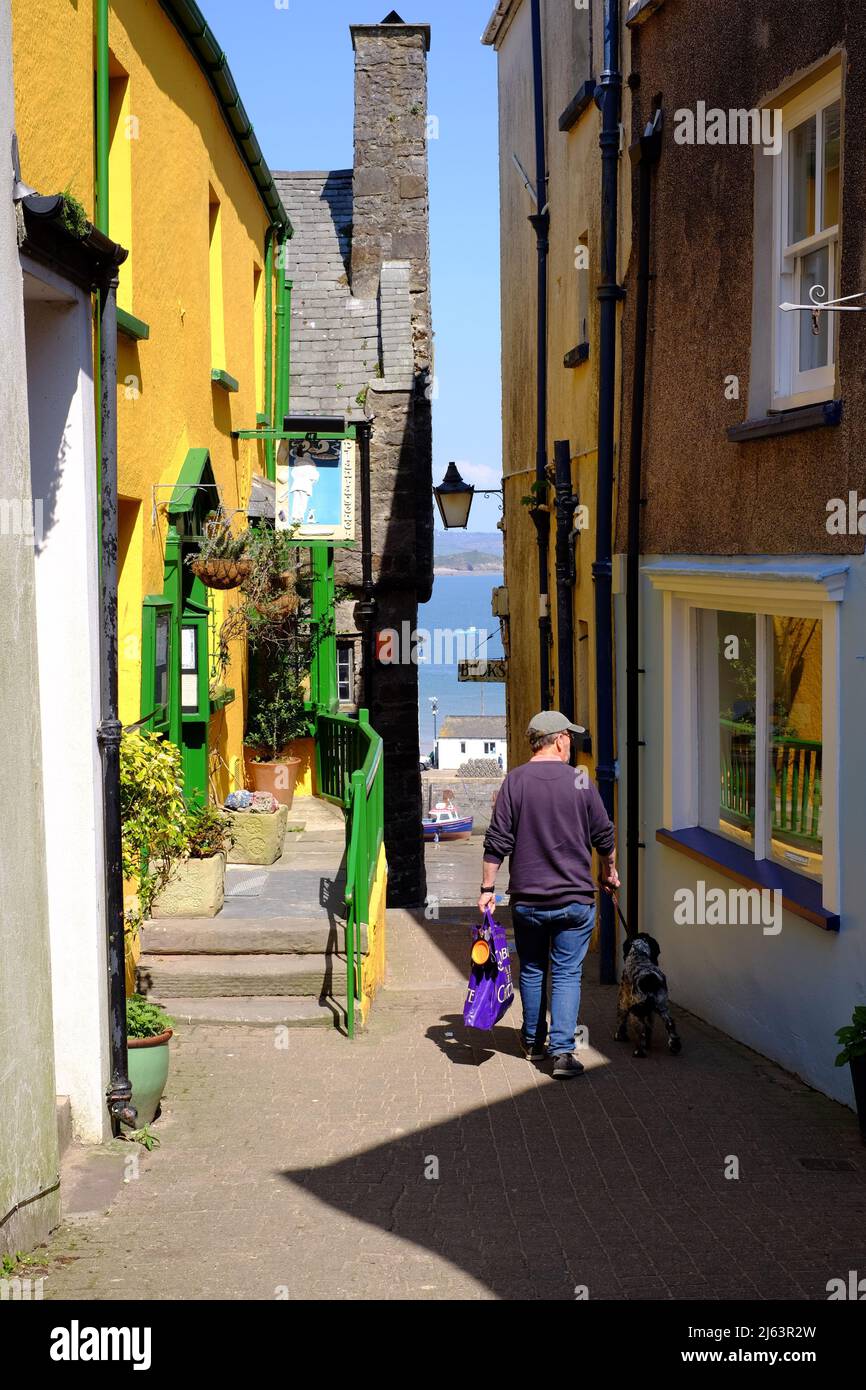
[463,908,514,1031]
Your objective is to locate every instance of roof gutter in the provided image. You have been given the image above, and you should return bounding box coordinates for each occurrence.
[481,0,519,47]
[159,0,292,235]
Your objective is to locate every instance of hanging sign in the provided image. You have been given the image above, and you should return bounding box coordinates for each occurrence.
[275,438,356,541]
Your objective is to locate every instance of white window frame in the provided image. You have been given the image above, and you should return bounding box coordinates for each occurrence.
[337,642,355,705]
[645,559,845,914]
[772,67,842,410]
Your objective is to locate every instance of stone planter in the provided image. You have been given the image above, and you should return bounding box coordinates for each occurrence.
[151,853,226,919]
[128,1030,172,1127]
[222,805,288,865]
[246,754,301,809]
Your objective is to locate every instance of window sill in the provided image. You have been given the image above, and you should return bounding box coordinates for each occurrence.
[564,341,590,369]
[655,826,839,932]
[211,368,239,393]
[626,0,666,27]
[559,80,596,132]
[727,399,842,443]
[117,308,150,342]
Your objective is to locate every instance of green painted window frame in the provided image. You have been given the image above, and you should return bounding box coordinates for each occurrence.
[141,597,173,733]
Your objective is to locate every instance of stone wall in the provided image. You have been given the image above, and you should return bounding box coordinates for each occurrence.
[422,774,506,834]
[345,16,434,906]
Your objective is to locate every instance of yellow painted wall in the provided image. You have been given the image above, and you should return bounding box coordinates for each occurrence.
[11,0,277,802]
[491,0,632,782]
[361,844,388,1024]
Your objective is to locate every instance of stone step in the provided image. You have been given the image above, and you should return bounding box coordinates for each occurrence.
[165,997,342,1029]
[137,952,350,1000]
[142,918,367,956]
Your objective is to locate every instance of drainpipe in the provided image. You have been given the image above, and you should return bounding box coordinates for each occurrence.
[626,107,663,936]
[553,438,577,723]
[356,420,376,713]
[529,0,552,711]
[265,226,275,481]
[95,0,110,535]
[93,0,135,1130]
[593,0,623,985]
[97,262,136,1132]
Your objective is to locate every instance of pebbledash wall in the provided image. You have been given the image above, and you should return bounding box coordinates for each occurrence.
[0,0,60,1252]
[615,0,866,1105]
[11,0,281,802]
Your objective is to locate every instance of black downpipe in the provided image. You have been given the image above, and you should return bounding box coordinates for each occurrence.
[626,109,663,935]
[530,0,551,710]
[98,268,137,1133]
[356,420,376,713]
[553,439,576,723]
[593,0,623,986]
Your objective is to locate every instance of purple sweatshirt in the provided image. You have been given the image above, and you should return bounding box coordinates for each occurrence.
[483,760,615,906]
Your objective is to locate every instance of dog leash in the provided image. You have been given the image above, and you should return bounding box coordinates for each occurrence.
[601,888,636,940]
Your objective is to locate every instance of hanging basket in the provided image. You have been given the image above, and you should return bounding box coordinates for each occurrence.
[190,557,251,591]
[255,589,300,621]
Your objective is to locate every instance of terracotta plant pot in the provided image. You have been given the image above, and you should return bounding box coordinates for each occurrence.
[189,557,251,591]
[248,755,301,809]
[127,1029,172,1127]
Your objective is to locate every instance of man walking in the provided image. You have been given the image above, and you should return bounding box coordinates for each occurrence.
[479,712,619,1078]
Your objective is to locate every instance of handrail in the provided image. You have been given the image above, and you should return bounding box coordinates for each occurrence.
[315,708,384,1038]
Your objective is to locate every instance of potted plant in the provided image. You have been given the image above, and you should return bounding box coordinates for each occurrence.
[187,512,251,591]
[127,994,174,1127]
[120,731,188,977]
[245,645,309,808]
[214,526,313,809]
[221,792,290,865]
[835,1006,866,1142]
[151,804,235,919]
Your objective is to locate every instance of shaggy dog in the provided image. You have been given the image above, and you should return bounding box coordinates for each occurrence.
[615,933,682,1058]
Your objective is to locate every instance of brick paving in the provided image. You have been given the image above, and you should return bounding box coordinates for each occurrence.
[37,843,866,1301]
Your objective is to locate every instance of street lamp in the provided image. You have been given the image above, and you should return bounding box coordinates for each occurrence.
[429,695,439,764]
[434,462,476,530]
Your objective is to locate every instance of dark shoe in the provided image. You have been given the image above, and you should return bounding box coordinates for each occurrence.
[521,1034,547,1061]
[552,1052,585,1079]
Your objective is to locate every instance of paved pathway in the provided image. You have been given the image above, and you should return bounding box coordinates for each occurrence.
[35,843,866,1301]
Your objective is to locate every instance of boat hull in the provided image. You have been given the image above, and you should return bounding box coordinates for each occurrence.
[423,817,474,841]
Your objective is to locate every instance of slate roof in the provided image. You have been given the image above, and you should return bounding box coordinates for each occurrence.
[438,716,507,741]
[273,170,380,420]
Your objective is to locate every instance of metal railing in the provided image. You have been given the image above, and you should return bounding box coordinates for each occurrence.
[316,708,384,1038]
[720,719,822,846]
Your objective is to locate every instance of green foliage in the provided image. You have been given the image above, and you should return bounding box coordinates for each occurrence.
[128,1126,161,1152]
[120,732,187,923]
[246,644,309,763]
[59,190,88,240]
[126,994,174,1040]
[834,1005,866,1067]
[520,479,549,508]
[187,511,247,566]
[183,803,235,859]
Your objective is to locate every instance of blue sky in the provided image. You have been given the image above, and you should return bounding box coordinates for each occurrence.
[203,0,504,535]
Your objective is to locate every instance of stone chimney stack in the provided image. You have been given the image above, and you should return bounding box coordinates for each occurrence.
[350,11,431,341]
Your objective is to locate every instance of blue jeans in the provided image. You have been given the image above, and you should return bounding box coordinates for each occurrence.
[512,902,596,1055]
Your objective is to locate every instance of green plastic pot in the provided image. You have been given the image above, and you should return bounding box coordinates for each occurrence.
[127,1030,172,1127]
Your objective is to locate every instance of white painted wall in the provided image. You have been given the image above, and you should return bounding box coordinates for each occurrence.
[437,736,508,772]
[0,0,61,1253]
[615,553,866,1107]
[24,264,111,1144]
